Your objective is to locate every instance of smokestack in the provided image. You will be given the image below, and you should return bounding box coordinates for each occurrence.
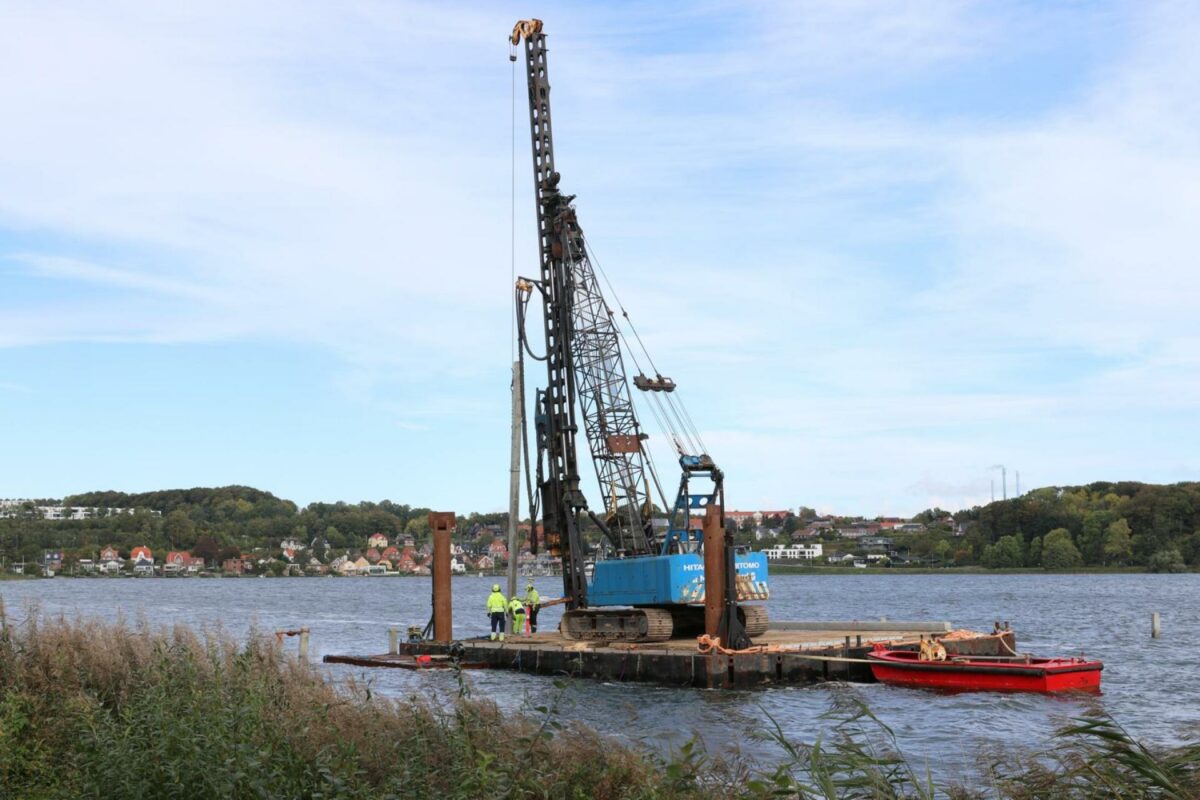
[1016,471,1021,496]
[1002,466,1007,501]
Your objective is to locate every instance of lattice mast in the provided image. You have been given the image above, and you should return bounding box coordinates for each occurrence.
[512,20,656,607]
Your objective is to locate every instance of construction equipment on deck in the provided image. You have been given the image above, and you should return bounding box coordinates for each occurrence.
[510,19,768,644]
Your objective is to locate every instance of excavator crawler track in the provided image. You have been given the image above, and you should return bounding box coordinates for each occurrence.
[739,604,769,638]
[560,608,674,643]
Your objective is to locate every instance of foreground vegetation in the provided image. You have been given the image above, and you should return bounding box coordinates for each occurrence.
[0,613,1196,799]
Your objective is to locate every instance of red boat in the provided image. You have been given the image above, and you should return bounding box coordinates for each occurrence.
[866,647,1103,693]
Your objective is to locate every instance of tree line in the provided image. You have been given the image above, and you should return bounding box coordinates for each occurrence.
[949,481,1198,571]
[2,481,1196,572]
[0,486,510,567]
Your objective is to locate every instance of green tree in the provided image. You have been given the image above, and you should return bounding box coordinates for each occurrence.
[1079,510,1113,565]
[162,509,196,549]
[1027,536,1042,567]
[1102,519,1133,566]
[1147,548,1186,573]
[982,535,1024,568]
[1042,528,1083,570]
[404,517,431,541]
[932,540,951,564]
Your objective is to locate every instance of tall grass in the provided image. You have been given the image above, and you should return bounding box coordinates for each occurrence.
[0,611,675,799]
[0,610,1195,799]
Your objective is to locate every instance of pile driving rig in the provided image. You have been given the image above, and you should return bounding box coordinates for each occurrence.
[511,19,769,644]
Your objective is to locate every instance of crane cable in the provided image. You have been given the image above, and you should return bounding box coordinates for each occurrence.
[584,239,709,457]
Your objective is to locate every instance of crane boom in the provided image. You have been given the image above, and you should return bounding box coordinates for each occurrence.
[515,21,654,609]
[511,20,769,641]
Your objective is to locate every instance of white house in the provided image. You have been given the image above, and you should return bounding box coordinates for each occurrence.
[763,543,823,561]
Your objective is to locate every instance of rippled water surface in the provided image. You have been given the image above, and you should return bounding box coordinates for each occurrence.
[3,573,1196,773]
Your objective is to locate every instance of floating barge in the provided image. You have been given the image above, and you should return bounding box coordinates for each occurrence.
[325,622,1016,689]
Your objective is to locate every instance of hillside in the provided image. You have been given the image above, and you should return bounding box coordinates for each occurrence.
[2,481,1196,572]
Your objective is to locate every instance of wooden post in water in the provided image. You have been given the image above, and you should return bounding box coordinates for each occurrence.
[1152,612,1161,638]
[298,628,310,660]
[430,512,455,642]
[702,504,725,640]
[388,627,399,654]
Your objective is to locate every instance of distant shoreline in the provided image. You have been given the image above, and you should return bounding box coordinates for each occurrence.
[766,564,1187,575]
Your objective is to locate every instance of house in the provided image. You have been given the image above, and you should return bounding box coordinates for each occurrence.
[187,555,205,573]
[724,510,758,526]
[78,558,96,572]
[367,532,389,549]
[305,558,329,575]
[163,551,191,574]
[130,546,154,574]
[335,558,358,576]
[352,556,371,575]
[763,543,823,561]
[380,546,400,564]
[222,558,246,574]
[475,555,495,571]
[280,538,306,552]
[487,538,509,560]
[450,557,466,574]
[396,553,416,573]
[365,548,381,564]
[725,510,790,527]
[42,551,64,571]
[367,563,390,576]
[100,545,120,562]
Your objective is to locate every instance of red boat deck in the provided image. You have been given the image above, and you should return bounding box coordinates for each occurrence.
[867,649,1102,693]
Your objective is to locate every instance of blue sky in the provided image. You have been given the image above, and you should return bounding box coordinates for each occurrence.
[1,1,1197,516]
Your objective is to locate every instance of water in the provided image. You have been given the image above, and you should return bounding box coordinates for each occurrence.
[3,573,1196,775]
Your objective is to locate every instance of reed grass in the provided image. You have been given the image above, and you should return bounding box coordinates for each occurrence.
[0,611,1194,799]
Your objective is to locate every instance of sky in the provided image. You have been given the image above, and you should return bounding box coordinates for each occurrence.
[1,1,1197,517]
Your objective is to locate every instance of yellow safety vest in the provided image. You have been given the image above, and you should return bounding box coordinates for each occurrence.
[487,591,507,613]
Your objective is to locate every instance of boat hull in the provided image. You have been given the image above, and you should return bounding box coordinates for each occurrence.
[867,650,1102,693]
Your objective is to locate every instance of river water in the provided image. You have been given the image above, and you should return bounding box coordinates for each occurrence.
[2,573,1196,776]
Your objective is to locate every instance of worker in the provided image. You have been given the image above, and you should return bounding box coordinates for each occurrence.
[508,594,527,637]
[524,582,541,633]
[487,584,507,641]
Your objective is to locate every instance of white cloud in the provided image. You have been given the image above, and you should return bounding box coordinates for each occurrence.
[1,1,1196,512]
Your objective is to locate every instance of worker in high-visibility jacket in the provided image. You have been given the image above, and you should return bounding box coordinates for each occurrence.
[508,595,527,637]
[486,584,508,640]
[524,582,541,633]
